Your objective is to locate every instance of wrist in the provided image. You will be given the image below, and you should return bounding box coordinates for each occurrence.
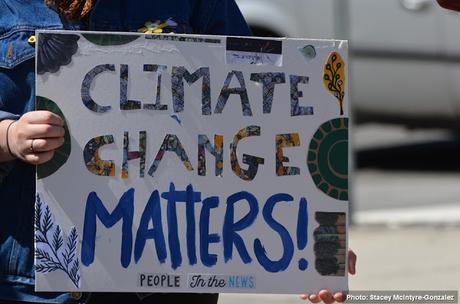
[0,119,18,162]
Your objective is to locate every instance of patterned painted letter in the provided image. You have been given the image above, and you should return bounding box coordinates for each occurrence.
[122,131,146,179]
[148,135,193,177]
[230,126,264,181]
[83,135,116,176]
[250,73,286,114]
[120,64,141,110]
[143,64,168,111]
[171,67,211,115]
[81,64,114,113]
[198,135,224,177]
[215,70,252,116]
[276,133,301,176]
[290,75,314,116]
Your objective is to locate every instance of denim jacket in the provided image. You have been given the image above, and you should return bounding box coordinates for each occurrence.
[0,0,250,302]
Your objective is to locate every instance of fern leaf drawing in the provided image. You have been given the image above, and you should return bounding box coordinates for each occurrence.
[323,51,346,115]
[35,193,81,288]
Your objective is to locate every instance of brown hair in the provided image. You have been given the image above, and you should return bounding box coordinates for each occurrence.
[45,0,95,20]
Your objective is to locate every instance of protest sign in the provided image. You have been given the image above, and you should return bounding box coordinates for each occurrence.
[35,30,349,293]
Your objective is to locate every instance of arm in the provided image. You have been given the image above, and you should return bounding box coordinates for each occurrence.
[0,119,17,162]
[437,0,460,11]
[300,249,357,304]
[0,111,65,164]
[0,111,21,161]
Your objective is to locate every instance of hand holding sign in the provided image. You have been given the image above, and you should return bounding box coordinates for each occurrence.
[7,111,64,164]
[300,250,357,304]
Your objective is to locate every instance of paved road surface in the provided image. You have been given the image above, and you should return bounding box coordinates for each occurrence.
[352,124,460,225]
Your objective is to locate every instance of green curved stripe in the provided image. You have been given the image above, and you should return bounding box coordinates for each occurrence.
[82,33,139,46]
[317,130,348,189]
[36,96,71,179]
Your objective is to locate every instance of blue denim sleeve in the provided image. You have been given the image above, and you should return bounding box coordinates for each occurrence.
[192,0,252,36]
[0,111,20,121]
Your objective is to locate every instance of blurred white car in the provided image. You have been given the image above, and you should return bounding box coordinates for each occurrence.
[236,0,460,128]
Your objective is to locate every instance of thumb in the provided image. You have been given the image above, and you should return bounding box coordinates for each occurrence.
[348,249,357,275]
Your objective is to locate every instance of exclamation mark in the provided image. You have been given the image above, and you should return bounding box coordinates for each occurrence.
[297,197,309,271]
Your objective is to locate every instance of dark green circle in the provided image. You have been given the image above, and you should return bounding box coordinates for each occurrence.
[301,45,316,60]
[329,140,348,176]
[36,96,71,179]
[308,118,348,201]
[317,129,348,189]
[82,33,139,46]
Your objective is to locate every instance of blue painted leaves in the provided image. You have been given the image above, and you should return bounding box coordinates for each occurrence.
[35,193,81,288]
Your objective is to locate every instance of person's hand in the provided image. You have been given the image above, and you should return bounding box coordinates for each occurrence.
[299,249,357,304]
[7,111,65,164]
[437,0,460,11]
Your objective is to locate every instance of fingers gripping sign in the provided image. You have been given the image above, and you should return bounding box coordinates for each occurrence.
[300,249,357,304]
[8,111,65,165]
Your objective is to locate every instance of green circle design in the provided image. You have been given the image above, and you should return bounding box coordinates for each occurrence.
[36,96,71,180]
[301,45,317,60]
[82,33,139,46]
[308,118,348,201]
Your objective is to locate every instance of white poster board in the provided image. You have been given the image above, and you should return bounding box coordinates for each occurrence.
[35,30,349,293]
